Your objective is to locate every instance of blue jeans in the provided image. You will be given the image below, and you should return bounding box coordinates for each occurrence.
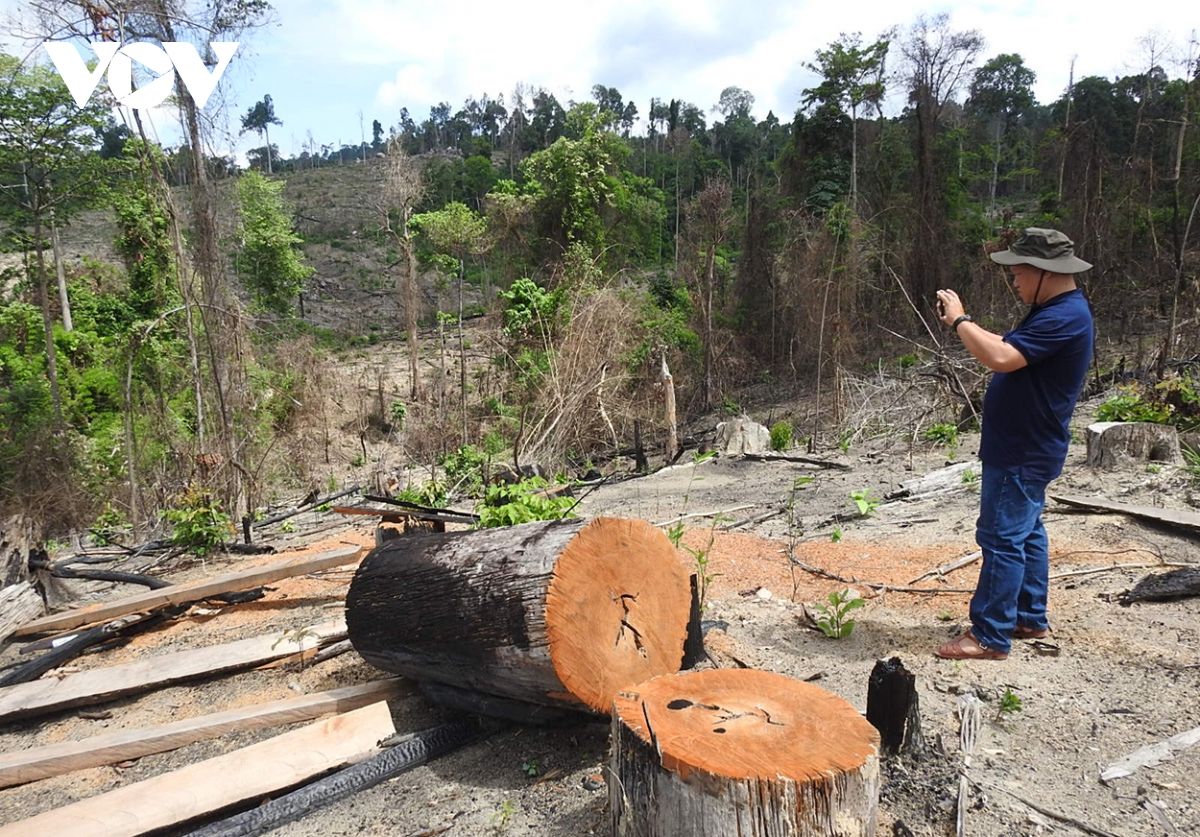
[970,464,1050,653]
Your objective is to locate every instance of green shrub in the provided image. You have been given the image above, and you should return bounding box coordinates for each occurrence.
[442,444,487,495]
[1096,385,1173,424]
[476,478,575,528]
[769,421,793,451]
[922,422,958,448]
[388,400,407,428]
[163,489,232,555]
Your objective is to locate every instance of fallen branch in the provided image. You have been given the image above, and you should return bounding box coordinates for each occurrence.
[255,485,363,529]
[908,551,982,585]
[741,452,852,470]
[654,505,755,528]
[1049,561,1193,581]
[786,551,975,595]
[719,508,785,531]
[968,774,1126,837]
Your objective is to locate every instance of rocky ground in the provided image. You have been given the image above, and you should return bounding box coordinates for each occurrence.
[0,424,1196,837]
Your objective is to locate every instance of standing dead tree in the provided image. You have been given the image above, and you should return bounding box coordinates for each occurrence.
[375,144,426,400]
[681,177,734,410]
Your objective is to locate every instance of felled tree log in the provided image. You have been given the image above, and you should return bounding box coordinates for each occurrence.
[1086,422,1180,469]
[346,517,695,715]
[610,669,881,836]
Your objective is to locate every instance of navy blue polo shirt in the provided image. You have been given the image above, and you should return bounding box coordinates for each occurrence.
[979,289,1094,483]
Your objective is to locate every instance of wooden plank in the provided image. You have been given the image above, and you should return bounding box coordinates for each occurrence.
[0,678,410,788]
[0,621,346,723]
[13,544,366,638]
[0,700,395,837]
[1050,494,1200,534]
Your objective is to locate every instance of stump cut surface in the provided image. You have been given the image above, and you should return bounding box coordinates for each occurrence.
[614,668,878,783]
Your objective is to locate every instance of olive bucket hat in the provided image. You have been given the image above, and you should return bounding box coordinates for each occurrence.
[989,228,1092,274]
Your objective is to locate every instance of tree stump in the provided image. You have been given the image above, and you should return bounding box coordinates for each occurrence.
[610,669,881,836]
[1,515,42,643]
[1086,422,1180,469]
[346,517,695,714]
[865,657,924,756]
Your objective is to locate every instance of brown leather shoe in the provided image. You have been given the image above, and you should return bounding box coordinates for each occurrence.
[935,631,1008,661]
[1013,625,1050,639]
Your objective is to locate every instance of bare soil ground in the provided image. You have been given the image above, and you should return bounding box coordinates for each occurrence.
[1,424,1197,837]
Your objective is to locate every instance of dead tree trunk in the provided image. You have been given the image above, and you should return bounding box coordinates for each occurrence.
[610,669,881,836]
[866,657,925,756]
[1,516,42,643]
[346,517,695,714]
[660,354,678,463]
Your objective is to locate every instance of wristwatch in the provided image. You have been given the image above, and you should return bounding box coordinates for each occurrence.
[951,315,973,333]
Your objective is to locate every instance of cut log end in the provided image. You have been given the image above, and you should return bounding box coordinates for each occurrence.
[610,669,881,836]
[546,518,693,714]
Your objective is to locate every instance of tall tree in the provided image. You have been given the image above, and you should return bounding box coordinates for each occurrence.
[804,33,891,211]
[967,53,1036,211]
[233,170,312,314]
[901,13,984,301]
[410,202,490,443]
[241,94,282,174]
[0,53,108,423]
[376,146,427,399]
[683,178,734,409]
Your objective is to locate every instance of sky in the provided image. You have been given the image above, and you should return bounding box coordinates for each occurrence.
[1,0,1195,162]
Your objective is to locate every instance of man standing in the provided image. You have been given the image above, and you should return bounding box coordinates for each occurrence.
[933,228,1095,660]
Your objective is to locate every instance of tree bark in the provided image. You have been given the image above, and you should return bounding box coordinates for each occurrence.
[31,214,63,424]
[403,224,421,399]
[610,668,881,836]
[660,354,678,462]
[346,517,695,715]
[50,218,72,332]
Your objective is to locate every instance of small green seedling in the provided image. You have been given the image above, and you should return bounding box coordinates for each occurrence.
[492,798,517,831]
[811,588,865,638]
[850,489,879,517]
[937,609,955,622]
[521,759,540,778]
[997,688,1023,718]
[793,475,815,490]
[830,527,843,543]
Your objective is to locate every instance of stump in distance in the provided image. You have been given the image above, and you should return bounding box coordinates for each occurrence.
[610,668,881,836]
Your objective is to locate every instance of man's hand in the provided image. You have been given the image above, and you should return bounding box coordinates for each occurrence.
[935,289,965,326]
